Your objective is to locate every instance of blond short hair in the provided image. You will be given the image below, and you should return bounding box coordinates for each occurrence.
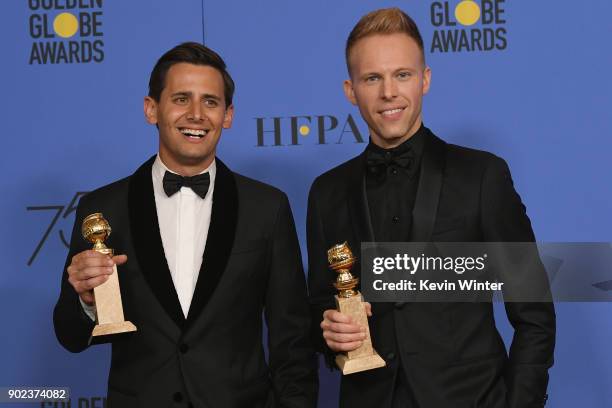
[346,8,425,73]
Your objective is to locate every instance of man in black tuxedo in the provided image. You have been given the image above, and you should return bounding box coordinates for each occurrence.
[54,42,318,407]
[307,8,555,408]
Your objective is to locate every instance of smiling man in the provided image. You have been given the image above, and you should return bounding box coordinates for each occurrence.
[54,42,317,408]
[307,8,555,408]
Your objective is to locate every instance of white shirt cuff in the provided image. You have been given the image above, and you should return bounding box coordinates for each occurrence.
[79,297,97,322]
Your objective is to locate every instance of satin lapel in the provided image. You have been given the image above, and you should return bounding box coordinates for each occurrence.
[128,155,186,330]
[185,158,238,329]
[410,130,446,242]
[349,152,388,314]
[348,152,375,245]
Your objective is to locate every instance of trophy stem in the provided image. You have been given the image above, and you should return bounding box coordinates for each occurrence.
[93,240,112,255]
[92,264,137,336]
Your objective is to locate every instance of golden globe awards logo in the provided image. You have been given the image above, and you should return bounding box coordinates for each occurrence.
[28,0,104,64]
[430,0,507,53]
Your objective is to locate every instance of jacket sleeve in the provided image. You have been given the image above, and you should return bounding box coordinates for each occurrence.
[480,156,556,408]
[53,194,96,353]
[264,192,319,407]
[306,179,340,370]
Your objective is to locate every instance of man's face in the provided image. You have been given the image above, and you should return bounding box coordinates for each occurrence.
[144,62,233,175]
[344,33,431,149]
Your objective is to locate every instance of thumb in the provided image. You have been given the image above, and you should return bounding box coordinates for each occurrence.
[364,302,372,317]
[112,254,128,265]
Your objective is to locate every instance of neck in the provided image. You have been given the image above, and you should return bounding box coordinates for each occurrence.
[158,153,214,176]
[371,120,423,149]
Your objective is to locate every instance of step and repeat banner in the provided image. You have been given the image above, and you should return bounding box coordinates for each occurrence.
[2,0,611,406]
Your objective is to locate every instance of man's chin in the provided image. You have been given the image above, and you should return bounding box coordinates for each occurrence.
[372,132,411,147]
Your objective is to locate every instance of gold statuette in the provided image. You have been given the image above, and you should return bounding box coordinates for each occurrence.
[328,242,385,374]
[82,213,137,337]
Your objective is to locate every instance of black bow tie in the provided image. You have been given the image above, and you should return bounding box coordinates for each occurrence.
[366,146,415,180]
[163,171,210,199]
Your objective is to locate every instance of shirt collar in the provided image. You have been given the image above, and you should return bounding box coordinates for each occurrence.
[366,123,426,159]
[152,154,217,192]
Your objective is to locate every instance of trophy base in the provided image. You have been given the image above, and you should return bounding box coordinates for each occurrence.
[336,350,386,375]
[92,321,137,337]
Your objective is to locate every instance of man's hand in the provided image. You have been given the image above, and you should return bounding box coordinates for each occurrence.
[321,302,372,352]
[66,250,128,305]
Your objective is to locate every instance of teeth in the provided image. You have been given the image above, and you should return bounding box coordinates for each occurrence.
[180,128,207,136]
[381,108,404,116]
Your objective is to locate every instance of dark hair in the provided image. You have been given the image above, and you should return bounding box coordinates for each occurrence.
[148,42,235,107]
[346,8,425,73]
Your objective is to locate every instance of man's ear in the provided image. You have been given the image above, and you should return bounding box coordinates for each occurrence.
[422,66,432,95]
[144,96,158,125]
[222,104,234,129]
[343,79,357,105]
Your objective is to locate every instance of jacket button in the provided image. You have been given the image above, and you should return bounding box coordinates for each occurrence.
[394,302,405,309]
[386,352,396,361]
[173,392,183,402]
[392,216,400,223]
[179,343,189,354]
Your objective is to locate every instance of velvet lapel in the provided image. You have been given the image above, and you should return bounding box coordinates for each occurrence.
[347,152,375,245]
[410,130,446,242]
[185,158,238,330]
[128,155,186,330]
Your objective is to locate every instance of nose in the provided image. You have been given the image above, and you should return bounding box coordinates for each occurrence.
[381,77,398,100]
[187,101,203,121]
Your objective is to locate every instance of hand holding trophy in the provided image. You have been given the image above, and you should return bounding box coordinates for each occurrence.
[328,242,385,374]
[82,213,137,337]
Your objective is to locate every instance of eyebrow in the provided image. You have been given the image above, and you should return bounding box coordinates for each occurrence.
[361,67,418,81]
[202,93,221,101]
[170,91,222,101]
[362,67,416,76]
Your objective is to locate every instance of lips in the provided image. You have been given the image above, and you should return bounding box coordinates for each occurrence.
[378,107,406,121]
[379,107,406,117]
[179,127,209,138]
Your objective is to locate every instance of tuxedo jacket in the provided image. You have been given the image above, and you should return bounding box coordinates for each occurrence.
[54,156,318,408]
[307,129,555,408]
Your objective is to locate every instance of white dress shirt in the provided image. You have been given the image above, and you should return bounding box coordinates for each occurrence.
[81,155,215,320]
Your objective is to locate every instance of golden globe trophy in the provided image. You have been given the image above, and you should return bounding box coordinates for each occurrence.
[328,242,385,374]
[82,213,137,337]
